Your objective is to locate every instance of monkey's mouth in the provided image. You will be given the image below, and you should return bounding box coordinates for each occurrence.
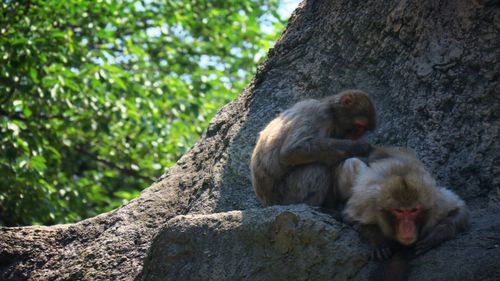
[398,237,417,245]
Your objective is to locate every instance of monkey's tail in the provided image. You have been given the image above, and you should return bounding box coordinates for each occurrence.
[370,248,411,281]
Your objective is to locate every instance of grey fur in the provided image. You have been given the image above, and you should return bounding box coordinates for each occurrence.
[251,90,375,207]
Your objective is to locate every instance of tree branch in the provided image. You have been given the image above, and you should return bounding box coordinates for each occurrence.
[75,145,155,182]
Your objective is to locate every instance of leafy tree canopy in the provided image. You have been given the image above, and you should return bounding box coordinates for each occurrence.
[0,0,285,226]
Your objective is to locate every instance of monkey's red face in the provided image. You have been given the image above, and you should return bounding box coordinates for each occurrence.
[391,206,422,245]
[348,120,367,140]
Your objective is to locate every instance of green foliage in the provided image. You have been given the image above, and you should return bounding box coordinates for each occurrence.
[0,0,285,226]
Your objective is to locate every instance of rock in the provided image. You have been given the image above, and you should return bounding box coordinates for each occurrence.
[138,205,371,281]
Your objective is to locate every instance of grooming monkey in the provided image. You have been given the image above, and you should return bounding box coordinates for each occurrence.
[341,147,470,260]
[251,90,376,208]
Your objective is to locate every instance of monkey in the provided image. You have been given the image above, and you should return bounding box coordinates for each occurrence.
[341,147,470,260]
[338,147,470,281]
[250,89,376,208]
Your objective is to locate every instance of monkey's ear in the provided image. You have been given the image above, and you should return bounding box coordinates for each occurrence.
[340,94,354,106]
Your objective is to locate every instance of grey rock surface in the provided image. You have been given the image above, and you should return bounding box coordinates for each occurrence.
[1,0,499,280]
[137,205,500,281]
[138,205,370,281]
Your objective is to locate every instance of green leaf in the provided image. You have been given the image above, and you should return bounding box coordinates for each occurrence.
[30,155,47,172]
[30,68,39,82]
[22,107,33,118]
[7,122,20,136]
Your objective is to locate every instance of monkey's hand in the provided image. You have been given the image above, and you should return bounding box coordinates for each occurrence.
[357,224,394,260]
[371,240,395,260]
[347,139,373,157]
[415,219,455,256]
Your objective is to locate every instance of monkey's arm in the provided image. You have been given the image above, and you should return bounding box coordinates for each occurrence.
[372,250,411,281]
[415,205,469,255]
[280,137,372,166]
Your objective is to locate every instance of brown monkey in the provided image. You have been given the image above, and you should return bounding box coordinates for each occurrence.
[342,147,469,260]
[251,90,376,208]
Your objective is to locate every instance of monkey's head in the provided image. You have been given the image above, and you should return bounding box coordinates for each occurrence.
[375,163,435,245]
[328,90,376,140]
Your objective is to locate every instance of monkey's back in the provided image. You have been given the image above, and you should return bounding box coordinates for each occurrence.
[251,99,332,206]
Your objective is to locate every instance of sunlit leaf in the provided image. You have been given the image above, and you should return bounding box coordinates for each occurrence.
[30,155,47,172]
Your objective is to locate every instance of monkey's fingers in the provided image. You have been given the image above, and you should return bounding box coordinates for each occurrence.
[380,247,392,260]
[372,245,392,260]
[370,249,378,260]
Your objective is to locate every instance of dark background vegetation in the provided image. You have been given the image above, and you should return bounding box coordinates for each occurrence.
[0,0,287,226]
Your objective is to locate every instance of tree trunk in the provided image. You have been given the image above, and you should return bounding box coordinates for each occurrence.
[1,0,499,280]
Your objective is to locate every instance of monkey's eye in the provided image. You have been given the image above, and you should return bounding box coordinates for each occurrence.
[409,207,421,214]
[392,208,404,214]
